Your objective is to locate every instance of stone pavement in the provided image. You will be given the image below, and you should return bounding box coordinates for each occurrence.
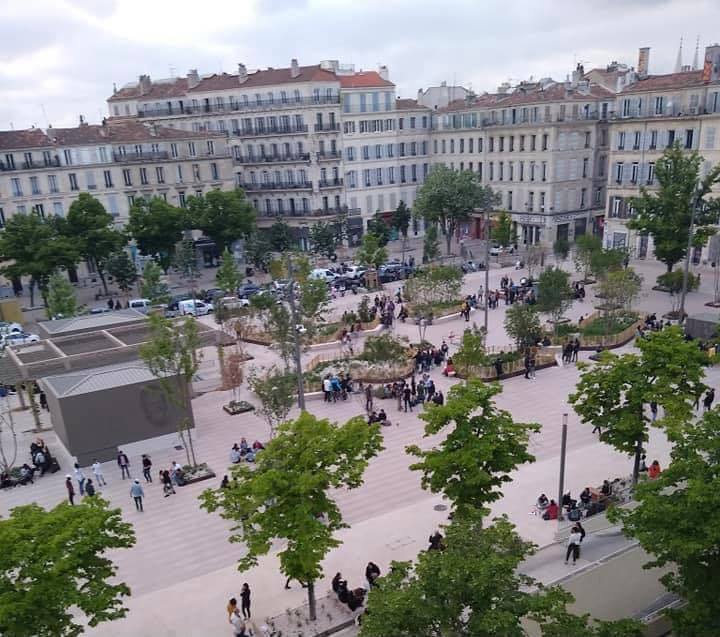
[2,255,719,636]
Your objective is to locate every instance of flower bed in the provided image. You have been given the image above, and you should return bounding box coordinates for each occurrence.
[223,400,255,415]
[408,299,465,321]
[456,349,556,381]
[180,463,216,485]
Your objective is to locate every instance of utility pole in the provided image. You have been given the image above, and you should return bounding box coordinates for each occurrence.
[557,413,568,523]
[285,254,306,410]
[679,193,699,323]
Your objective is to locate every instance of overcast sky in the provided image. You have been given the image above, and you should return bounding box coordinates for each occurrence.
[1,0,719,130]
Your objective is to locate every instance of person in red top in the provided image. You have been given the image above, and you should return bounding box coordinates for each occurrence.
[648,460,662,479]
[543,499,559,520]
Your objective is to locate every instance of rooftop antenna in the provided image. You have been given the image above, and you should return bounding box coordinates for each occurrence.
[692,35,700,70]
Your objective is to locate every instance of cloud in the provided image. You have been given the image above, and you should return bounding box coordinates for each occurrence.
[1,0,718,129]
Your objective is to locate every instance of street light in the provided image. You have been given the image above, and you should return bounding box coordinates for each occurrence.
[557,412,568,523]
[678,192,700,323]
[417,317,428,344]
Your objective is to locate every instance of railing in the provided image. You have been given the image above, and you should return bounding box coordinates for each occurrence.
[1,157,60,171]
[314,123,340,132]
[259,207,361,219]
[318,178,343,188]
[242,180,313,191]
[233,153,310,164]
[113,151,170,162]
[316,151,341,160]
[239,125,309,137]
[136,96,341,119]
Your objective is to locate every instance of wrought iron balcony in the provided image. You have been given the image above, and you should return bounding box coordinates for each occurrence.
[233,153,310,165]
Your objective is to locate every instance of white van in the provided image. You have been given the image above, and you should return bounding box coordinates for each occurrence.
[128,298,152,314]
[309,268,337,283]
[178,299,212,316]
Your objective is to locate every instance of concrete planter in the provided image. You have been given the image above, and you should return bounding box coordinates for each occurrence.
[222,400,255,415]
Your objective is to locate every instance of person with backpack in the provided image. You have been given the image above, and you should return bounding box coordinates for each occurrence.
[564,527,582,565]
[142,454,153,483]
[85,478,96,497]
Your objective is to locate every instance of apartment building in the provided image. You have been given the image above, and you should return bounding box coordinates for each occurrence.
[604,44,720,260]
[106,60,432,246]
[430,68,613,246]
[0,119,232,229]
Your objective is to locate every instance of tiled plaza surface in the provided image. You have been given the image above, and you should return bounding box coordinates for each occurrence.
[2,256,718,636]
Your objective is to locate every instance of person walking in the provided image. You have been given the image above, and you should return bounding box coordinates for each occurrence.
[365,384,373,413]
[524,351,531,379]
[85,478,96,497]
[73,462,86,496]
[65,475,75,505]
[240,583,251,619]
[117,450,131,479]
[650,401,658,422]
[92,459,107,486]
[402,386,412,412]
[703,388,715,412]
[529,351,536,379]
[142,454,153,483]
[161,469,176,496]
[565,528,582,565]
[130,479,144,512]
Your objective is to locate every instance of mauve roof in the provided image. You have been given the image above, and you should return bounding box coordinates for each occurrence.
[620,70,709,93]
[395,98,429,111]
[190,64,338,92]
[108,77,189,102]
[47,121,225,145]
[0,128,53,150]
[338,71,394,88]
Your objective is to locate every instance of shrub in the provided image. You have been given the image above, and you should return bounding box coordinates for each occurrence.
[403,265,463,306]
[359,333,409,363]
[656,270,700,293]
[357,296,375,323]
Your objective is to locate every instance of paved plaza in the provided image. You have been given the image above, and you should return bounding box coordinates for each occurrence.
[2,256,718,636]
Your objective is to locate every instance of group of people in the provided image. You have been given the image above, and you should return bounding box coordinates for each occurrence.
[561,339,581,364]
[227,584,252,636]
[322,372,353,402]
[414,341,450,373]
[369,294,396,328]
[331,562,380,613]
[229,438,265,464]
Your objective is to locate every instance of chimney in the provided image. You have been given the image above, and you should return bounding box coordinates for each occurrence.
[112,82,117,95]
[571,63,584,88]
[704,44,720,82]
[79,114,85,126]
[237,63,248,84]
[138,74,152,95]
[378,64,389,81]
[187,69,200,89]
[637,47,650,78]
[291,58,300,78]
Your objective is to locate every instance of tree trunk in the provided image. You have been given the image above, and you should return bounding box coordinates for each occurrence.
[98,265,109,296]
[307,580,317,621]
[445,229,452,256]
[27,384,42,431]
[29,279,36,308]
[632,437,642,486]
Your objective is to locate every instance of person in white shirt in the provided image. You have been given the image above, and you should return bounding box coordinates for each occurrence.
[565,530,582,565]
[323,377,332,403]
[92,459,107,486]
[230,613,247,636]
[73,463,86,496]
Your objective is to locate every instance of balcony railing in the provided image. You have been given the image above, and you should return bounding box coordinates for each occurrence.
[238,125,309,137]
[234,153,310,165]
[242,180,313,192]
[136,96,340,119]
[313,123,340,132]
[113,151,170,162]
[316,151,341,160]
[318,178,343,188]
[1,157,60,171]
[260,206,362,219]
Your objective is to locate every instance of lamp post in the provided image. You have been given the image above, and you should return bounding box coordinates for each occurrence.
[484,206,490,335]
[417,317,428,344]
[678,192,699,323]
[285,254,306,410]
[557,412,568,523]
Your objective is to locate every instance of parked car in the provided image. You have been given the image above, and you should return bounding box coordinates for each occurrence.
[238,283,262,298]
[2,332,40,346]
[202,288,225,303]
[377,263,413,283]
[178,299,212,316]
[490,244,515,256]
[88,306,112,315]
[309,268,337,283]
[0,322,23,335]
[128,298,152,314]
[217,296,250,310]
[342,265,367,280]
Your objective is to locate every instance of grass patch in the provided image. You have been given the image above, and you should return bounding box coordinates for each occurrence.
[580,313,638,337]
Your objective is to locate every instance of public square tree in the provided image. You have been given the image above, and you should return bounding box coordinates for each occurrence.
[414,165,497,255]
[574,234,602,282]
[360,513,642,637]
[215,248,241,296]
[243,232,271,270]
[46,272,81,319]
[628,144,720,274]
[492,211,514,248]
[308,221,341,259]
[140,260,170,305]
[200,411,383,621]
[248,365,296,438]
[64,193,125,296]
[126,197,186,272]
[536,267,574,333]
[553,237,570,262]
[504,303,542,348]
[609,409,720,636]
[0,498,136,637]
[422,224,441,263]
[188,189,255,255]
[569,326,707,484]
[355,232,388,270]
[406,380,539,519]
[267,221,295,252]
[106,251,138,300]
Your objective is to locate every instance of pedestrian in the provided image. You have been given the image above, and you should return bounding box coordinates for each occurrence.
[92,458,107,486]
[565,528,582,565]
[529,351,536,379]
[73,462,86,496]
[39,391,49,411]
[403,386,412,412]
[142,454,153,483]
[85,478,96,497]
[574,521,586,544]
[703,388,715,412]
[161,469,176,496]
[65,475,75,505]
[117,450,131,479]
[107,297,114,311]
[494,356,503,379]
[365,384,373,413]
[130,479,144,512]
[524,351,531,379]
[650,401,658,422]
[571,338,580,362]
[240,583,251,619]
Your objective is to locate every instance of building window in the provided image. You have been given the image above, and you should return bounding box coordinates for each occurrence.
[188,142,196,157]
[595,187,603,205]
[63,149,73,165]
[654,96,664,115]
[170,143,178,158]
[507,191,513,210]
[122,169,132,187]
[649,130,658,149]
[34,204,45,218]
[179,192,186,208]
[211,163,219,180]
[103,170,113,187]
[207,140,215,155]
[685,129,694,149]
[48,174,58,193]
[617,132,626,150]
[647,162,655,185]
[10,178,22,197]
[139,167,148,185]
[615,162,624,183]
[584,131,590,148]
[631,162,639,184]
[176,165,184,183]
[540,191,546,212]
[580,188,586,208]
[69,173,79,191]
[667,130,676,147]
[582,158,589,179]
[193,164,201,181]
[53,202,64,217]
[156,167,165,184]
[633,131,641,150]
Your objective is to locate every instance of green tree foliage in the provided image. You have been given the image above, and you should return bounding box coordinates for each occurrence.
[200,411,384,620]
[297,277,329,339]
[360,513,642,637]
[215,248,241,296]
[590,247,626,282]
[106,252,138,299]
[598,269,642,325]
[0,498,136,637]
[243,232,272,269]
[0,213,79,308]
[188,189,255,254]
[139,315,201,467]
[403,265,463,307]
[422,224,441,263]
[355,233,388,270]
[492,211,514,247]
[391,200,411,239]
[64,193,125,295]
[126,197,186,272]
[140,260,170,305]
[629,144,720,272]
[308,221,339,258]
[406,380,539,518]
[248,365,296,438]
[414,166,497,255]
[553,237,570,261]
[451,326,487,374]
[171,239,199,292]
[609,410,720,636]
[569,326,707,483]
[657,270,700,316]
[574,234,602,282]
[504,304,542,348]
[366,215,391,246]
[46,273,80,320]
[359,333,409,363]
[537,267,574,332]
[267,221,295,252]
